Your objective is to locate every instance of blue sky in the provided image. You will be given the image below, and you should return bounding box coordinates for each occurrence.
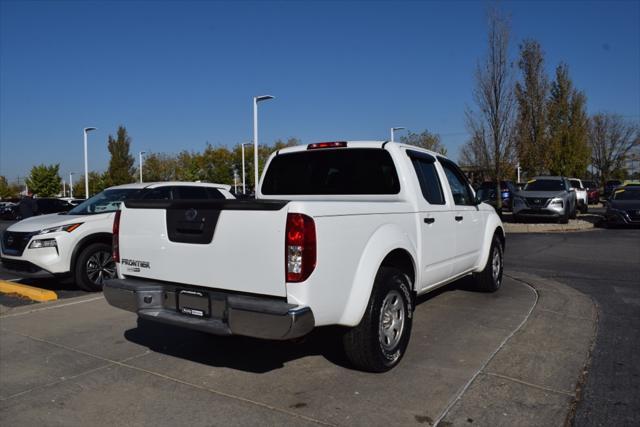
[1,0,639,183]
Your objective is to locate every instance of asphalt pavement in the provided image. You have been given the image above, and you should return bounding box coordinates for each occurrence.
[506,228,640,426]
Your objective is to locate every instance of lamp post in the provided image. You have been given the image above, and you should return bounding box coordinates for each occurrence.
[69,173,75,198]
[83,127,97,199]
[241,142,252,194]
[253,95,274,198]
[390,127,405,142]
[139,151,146,183]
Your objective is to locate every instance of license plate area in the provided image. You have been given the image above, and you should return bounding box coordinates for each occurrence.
[177,289,210,318]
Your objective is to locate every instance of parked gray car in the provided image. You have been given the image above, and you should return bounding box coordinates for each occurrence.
[512,176,577,224]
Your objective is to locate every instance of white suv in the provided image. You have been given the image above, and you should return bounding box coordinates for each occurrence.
[0,182,233,291]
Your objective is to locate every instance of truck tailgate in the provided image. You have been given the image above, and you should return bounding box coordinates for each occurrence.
[117,199,289,297]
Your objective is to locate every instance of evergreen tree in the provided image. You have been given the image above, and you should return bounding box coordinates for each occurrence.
[515,39,550,176]
[106,126,135,186]
[0,176,11,199]
[26,164,62,197]
[547,64,589,177]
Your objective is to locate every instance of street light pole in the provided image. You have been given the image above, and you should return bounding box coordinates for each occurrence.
[69,173,75,198]
[390,127,405,142]
[253,95,274,198]
[241,142,252,194]
[139,151,146,183]
[83,127,97,199]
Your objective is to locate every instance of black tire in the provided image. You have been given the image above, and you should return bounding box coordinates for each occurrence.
[472,235,503,292]
[74,242,116,292]
[569,203,577,219]
[342,267,413,372]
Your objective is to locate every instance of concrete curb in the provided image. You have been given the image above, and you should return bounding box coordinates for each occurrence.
[0,280,58,302]
[438,271,598,427]
[504,219,595,233]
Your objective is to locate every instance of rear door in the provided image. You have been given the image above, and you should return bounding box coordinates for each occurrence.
[117,199,290,297]
[406,150,456,289]
[439,159,485,273]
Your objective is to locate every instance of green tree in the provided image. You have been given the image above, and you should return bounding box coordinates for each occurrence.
[26,164,62,197]
[73,171,108,198]
[515,39,550,176]
[105,126,135,186]
[399,130,447,155]
[139,152,177,182]
[546,64,589,177]
[0,176,12,199]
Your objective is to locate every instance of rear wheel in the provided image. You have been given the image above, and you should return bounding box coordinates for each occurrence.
[343,267,413,372]
[74,242,116,292]
[472,235,503,292]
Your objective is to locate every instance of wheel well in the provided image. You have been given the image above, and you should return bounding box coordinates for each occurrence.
[71,233,113,271]
[380,249,416,289]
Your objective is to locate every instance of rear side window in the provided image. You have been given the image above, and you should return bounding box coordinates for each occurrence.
[141,187,172,200]
[174,186,208,200]
[262,148,400,195]
[408,155,445,205]
[205,188,225,199]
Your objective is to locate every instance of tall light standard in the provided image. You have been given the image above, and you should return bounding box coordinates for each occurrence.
[241,142,252,194]
[139,151,146,183]
[83,127,97,199]
[390,127,405,142]
[69,172,75,198]
[253,95,274,197]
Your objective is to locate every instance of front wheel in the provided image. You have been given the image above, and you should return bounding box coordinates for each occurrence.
[472,235,503,292]
[343,267,414,372]
[74,242,116,292]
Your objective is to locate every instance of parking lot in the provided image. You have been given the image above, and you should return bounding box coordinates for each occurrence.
[2,215,638,426]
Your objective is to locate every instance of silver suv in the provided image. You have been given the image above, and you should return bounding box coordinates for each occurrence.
[512,176,577,224]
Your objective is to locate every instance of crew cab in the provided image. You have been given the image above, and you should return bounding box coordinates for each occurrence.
[104,141,505,372]
[1,182,233,291]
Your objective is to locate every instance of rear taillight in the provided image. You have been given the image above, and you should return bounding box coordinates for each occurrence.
[285,213,316,283]
[113,210,121,263]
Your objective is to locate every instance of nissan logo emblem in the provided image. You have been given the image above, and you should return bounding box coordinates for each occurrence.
[185,209,198,221]
[7,235,14,245]
[534,199,541,204]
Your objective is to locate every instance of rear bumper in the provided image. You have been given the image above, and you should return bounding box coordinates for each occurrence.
[103,278,315,340]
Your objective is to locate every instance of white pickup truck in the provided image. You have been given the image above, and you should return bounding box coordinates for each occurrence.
[104,141,505,372]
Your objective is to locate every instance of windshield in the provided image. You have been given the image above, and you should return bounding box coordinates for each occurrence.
[67,189,140,215]
[524,179,566,192]
[612,188,640,201]
[569,180,582,189]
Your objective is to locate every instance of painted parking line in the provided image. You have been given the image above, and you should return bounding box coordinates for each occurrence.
[0,280,58,302]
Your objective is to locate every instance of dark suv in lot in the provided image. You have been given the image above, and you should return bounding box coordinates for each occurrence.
[605,185,640,227]
[476,181,517,210]
[0,198,74,220]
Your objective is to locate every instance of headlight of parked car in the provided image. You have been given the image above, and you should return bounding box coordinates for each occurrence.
[36,223,83,235]
[549,198,563,207]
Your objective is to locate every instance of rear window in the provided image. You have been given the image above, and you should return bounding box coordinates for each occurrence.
[262,148,400,195]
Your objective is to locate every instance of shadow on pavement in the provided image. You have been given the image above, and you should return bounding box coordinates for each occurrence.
[123,279,467,373]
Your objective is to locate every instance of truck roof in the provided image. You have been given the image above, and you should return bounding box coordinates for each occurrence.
[106,182,231,191]
[276,140,447,160]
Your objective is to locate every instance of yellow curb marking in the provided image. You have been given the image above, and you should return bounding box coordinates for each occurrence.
[0,280,58,302]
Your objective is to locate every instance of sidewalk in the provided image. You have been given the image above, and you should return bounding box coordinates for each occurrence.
[0,273,596,426]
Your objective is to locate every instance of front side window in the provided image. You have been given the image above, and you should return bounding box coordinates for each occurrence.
[440,160,475,206]
[262,148,400,195]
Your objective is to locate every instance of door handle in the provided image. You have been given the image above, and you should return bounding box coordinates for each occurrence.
[424,217,435,224]
[455,216,464,222]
